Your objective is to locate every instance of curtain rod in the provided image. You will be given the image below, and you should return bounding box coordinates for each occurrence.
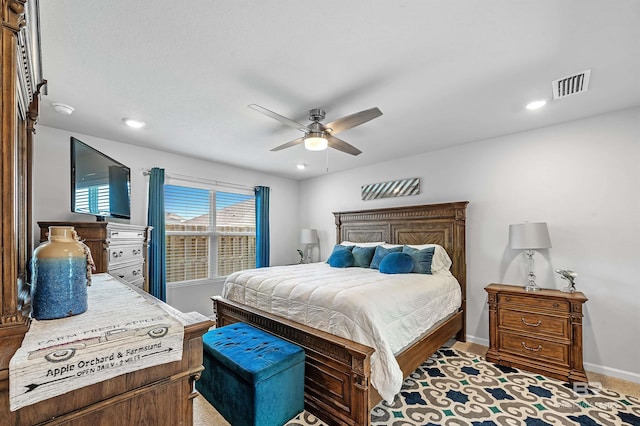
[141,169,255,192]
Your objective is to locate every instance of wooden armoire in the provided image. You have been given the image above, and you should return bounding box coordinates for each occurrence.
[0,0,44,416]
[1,3,213,424]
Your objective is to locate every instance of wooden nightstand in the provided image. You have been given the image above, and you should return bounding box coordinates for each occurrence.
[485,283,588,382]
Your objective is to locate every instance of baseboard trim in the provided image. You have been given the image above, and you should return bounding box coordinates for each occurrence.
[466,334,489,347]
[584,362,640,385]
[466,334,640,385]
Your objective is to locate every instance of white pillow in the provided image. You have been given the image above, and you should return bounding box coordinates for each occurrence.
[403,244,452,272]
[341,241,385,247]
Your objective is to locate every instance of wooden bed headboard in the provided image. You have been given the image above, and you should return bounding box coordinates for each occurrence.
[334,201,469,328]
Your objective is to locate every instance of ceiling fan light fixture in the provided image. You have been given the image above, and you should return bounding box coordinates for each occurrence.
[304,132,328,151]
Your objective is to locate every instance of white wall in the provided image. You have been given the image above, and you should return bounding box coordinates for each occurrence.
[299,108,640,382]
[33,126,301,316]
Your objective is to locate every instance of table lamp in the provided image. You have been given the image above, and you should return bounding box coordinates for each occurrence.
[300,229,318,263]
[509,222,551,291]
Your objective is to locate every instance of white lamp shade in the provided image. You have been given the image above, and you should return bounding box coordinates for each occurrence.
[509,222,551,249]
[300,228,318,244]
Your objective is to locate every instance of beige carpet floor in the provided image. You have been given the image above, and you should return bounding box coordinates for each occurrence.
[193,342,640,425]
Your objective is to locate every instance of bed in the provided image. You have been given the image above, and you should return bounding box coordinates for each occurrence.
[213,201,468,426]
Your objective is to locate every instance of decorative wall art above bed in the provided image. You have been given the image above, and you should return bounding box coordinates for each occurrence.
[361,177,420,200]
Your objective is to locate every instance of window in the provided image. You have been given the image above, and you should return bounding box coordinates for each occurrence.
[164,184,255,284]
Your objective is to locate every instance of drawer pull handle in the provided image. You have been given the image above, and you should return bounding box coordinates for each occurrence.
[521,342,542,352]
[521,318,542,327]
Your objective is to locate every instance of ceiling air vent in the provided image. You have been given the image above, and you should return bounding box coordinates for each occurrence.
[552,69,591,100]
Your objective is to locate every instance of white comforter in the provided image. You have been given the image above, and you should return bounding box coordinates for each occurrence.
[222,263,461,402]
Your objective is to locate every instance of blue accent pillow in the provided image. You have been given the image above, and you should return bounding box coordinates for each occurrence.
[326,244,354,263]
[379,252,415,274]
[352,246,376,268]
[369,245,403,270]
[328,249,354,268]
[403,245,435,274]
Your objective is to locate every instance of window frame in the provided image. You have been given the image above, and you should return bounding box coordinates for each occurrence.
[164,178,255,287]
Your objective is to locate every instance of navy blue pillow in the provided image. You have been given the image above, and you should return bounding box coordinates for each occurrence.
[328,249,354,268]
[352,246,376,268]
[369,245,403,270]
[403,246,435,274]
[379,252,415,274]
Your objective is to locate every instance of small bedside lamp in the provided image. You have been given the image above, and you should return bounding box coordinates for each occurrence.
[509,222,552,292]
[300,229,318,263]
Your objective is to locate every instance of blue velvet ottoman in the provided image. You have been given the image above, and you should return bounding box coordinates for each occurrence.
[196,323,305,426]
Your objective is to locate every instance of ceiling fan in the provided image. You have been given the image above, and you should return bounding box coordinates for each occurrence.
[249,104,382,156]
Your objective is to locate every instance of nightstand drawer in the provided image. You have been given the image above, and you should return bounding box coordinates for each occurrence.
[498,294,569,312]
[499,332,569,366]
[499,309,569,338]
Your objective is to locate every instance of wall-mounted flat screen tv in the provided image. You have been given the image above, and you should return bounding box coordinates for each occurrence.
[70,137,131,220]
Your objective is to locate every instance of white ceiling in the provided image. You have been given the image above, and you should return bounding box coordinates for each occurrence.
[38,1,640,180]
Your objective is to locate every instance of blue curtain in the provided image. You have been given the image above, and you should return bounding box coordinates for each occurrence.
[254,186,270,268]
[147,168,166,301]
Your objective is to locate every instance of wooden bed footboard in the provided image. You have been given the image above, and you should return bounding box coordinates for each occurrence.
[213,297,463,426]
[213,296,375,426]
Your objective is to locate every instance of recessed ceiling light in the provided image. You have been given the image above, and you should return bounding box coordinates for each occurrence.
[526,100,547,110]
[123,118,146,128]
[296,164,307,170]
[51,102,74,115]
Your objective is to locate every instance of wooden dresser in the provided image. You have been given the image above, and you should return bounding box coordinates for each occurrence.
[38,222,151,291]
[4,275,214,425]
[485,283,588,382]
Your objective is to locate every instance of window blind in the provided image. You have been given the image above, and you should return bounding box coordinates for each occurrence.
[164,184,255,284]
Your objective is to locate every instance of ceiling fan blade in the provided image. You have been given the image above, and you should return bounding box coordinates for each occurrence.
[249,104,310,132]
[325,107,382,135]
[270,137,304,152]
[327,135,362,156]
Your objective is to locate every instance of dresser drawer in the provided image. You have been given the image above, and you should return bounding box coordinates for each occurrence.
[499,309,569,338]
[498,294,569,313]
[107,227,147,242]
[106,223,148,242]
[109,262,145,283]
[107,244,144,266]
[499,332,569,366]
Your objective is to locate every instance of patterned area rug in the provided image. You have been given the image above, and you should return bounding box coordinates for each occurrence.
[286,348,640,426]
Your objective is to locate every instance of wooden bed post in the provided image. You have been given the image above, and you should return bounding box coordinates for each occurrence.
[453,202,467,342]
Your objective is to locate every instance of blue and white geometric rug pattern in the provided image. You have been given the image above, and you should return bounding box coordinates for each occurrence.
[286,348,640,426]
